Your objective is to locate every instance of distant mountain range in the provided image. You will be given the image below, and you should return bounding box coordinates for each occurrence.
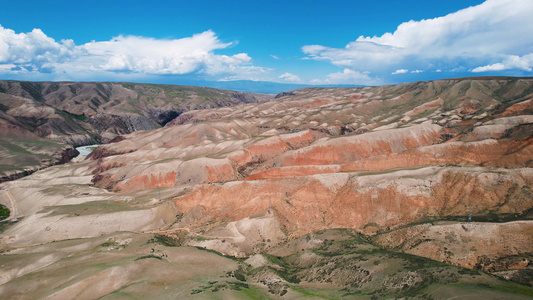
[126,78,364,94]
[193,80,364,94]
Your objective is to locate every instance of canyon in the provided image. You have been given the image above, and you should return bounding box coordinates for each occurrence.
[0,77,532,299]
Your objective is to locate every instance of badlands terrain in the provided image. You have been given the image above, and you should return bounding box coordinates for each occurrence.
[0,77,533,299]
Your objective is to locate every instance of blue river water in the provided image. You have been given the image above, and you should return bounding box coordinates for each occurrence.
[75,144,100,156]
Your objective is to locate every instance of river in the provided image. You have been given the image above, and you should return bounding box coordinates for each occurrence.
[75,144,101,157]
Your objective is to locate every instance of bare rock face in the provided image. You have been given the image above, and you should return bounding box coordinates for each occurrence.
[85,78,533,255]
[172,167,533,237]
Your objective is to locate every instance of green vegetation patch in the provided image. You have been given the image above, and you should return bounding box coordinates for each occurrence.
[190,280,269,298]
[264,229,513,299]
[290,285,338,299]
[37,200,140,217]
[0,203,10,221]
[0,137,68,175]
[488,280,533,297]
[0,139,33,155]
[100,241,120,248]
[237,284,272,299]
[147,234,182,247]
[134,254,164,261]
[61,110,87,121]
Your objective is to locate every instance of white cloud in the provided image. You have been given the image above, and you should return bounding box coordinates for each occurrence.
[279,72,301,82]
[270,55,280,60]
[0,26,269,80]
[392,69,408,75]
[472,54,533,72]
[0,25,79,72]
[472,63,505,72]
[302,0,533,76]
[85,31,235,75]
[411,70,423,73]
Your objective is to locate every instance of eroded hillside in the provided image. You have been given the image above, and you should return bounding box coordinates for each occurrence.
[0,81,272,145]
[1,77,532,299]
[0,81,272,181]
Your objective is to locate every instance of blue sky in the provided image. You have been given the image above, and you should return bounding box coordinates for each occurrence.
[1,0,532,87]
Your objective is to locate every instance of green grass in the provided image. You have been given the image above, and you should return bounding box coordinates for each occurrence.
[0,204,10,221]
[61,110,87,121]
[0,137,70,176]
[0,137,66,155]
[489,280,533,297]
[0,165,21,173]
[447,280,533,298]
[263,253,286,267]
[237,284,272,299]
[191,280,270,299]
[37,200,140,217]
[290,285,338,299]
[0,139,33,155]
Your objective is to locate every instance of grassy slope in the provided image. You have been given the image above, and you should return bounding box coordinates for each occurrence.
[0,137,69,177]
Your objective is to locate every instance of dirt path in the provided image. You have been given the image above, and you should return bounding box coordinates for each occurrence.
[226,222,246,242]
[2,189,18,220]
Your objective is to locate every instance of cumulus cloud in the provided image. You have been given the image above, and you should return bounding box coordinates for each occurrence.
[472,54,533,72]
[0,26,269,80]
[302,0,533,76]
[0,25,79,73]
[86,31,236,75]
[472,63,505,72]
[392,69,408,75]
[279,72,301,82]
[411,70,423,73]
